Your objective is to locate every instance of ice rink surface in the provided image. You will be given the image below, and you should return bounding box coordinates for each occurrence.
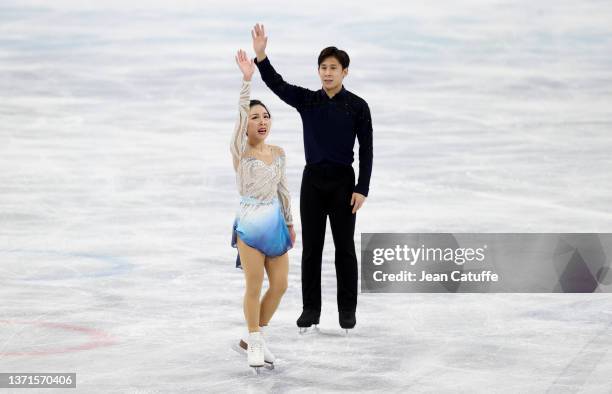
[1,0,612,392]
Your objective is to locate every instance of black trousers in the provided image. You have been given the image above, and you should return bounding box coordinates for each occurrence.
[300,163,358,313]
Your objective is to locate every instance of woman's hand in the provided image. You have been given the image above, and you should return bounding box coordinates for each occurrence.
[288,225,296,246]
[235,49,255,81]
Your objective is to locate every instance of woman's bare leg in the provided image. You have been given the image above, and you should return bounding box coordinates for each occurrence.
[237,236,266,332]
[259,252,289,326]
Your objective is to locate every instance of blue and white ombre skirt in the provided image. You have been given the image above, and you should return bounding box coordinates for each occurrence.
[231,196,292,269]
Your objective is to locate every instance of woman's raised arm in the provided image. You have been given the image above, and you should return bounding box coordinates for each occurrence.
[230,50,255,171]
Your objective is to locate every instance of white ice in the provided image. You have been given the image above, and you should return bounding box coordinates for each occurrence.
[1,0,612,392]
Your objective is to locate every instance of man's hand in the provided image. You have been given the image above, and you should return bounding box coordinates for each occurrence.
[251,23,268,62]
[350,193,366,214]
[235,49,254,81]
[288,225,296,246]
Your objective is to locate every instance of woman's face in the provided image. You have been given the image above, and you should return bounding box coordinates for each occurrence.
[247,104,271,143]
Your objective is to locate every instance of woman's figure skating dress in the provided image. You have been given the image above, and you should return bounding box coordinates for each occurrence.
[230,80,293,269]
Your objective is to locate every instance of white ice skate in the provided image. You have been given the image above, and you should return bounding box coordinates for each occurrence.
[246,331,264,373]
[259,326,276,366]
[232,329,275,371]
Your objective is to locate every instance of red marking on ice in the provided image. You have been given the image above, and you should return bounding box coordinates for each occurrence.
[0,319,117,356]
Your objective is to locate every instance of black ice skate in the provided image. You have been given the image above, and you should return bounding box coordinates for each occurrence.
[339,311,356,333]
[296,309,320,334]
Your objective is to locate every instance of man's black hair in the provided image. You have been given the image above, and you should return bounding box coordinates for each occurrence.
[318,46,350,69]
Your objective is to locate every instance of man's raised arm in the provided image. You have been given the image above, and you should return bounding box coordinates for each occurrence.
[251,23,311,108]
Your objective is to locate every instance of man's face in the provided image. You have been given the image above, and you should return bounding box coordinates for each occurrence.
[318,56,348,91]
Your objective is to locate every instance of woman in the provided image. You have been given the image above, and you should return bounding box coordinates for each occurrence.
[230,49,296,370]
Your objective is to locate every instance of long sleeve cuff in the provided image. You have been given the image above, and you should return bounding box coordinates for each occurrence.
[254,55,269,67]
[254,56,273,79]
[354,183,369,197]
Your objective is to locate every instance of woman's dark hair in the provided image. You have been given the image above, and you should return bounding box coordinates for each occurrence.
[318,46,350,69]
[249,99,271,118]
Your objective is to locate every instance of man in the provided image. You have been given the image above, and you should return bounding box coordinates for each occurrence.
[251,23,373,331]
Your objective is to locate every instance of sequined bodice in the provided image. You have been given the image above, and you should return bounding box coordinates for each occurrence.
[237,156,283,201]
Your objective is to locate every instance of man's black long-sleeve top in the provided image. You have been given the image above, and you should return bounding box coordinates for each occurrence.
[254,56,373,197]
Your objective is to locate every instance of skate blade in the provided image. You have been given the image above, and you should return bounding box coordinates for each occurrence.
[251,363,274,374]
[298,325,319,335]
[342,325,356,333]
[249,362,274,373]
